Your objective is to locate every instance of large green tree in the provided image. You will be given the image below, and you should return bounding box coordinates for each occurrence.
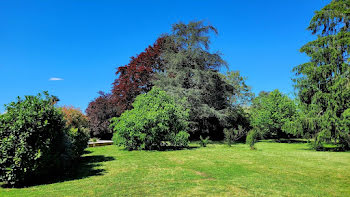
[155,21,251,139]
[293,0,350,149]
[250,90,298,140]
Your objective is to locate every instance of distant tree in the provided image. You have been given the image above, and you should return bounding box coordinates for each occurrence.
[224,125,247,146]
[155,21,252,139]
[292,0,350,150]
[60,106,89,129]
[220,71,253,106]
[250,90,298,140]
[60,106,90,159]
[112,37,166,112]
[85,92,120,139]
[221,71,253,140]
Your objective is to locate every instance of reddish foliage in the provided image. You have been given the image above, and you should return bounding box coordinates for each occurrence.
[112,37,166,112]
[61,106,88,129]
[85,92,120,139]
[86,37,166,139]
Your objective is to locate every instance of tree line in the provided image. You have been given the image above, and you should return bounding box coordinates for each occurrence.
[86,0,350,151]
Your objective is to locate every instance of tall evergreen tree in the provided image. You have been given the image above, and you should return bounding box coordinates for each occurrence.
[293,0,350,149]
[155,21,251,139]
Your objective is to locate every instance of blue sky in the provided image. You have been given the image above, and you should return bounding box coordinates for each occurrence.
[0,0,330,113]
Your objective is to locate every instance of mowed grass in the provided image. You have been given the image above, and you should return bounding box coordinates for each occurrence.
[1,141,350,196]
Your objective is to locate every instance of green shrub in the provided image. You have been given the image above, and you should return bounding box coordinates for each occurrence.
[169,131,190,148]
[66,127,89,158]
[0,92,67,186]
[110,87,190,150]
[0,92,88,186]
[199,136,210,147]
[246,130,258,150]
[224,125,247,146]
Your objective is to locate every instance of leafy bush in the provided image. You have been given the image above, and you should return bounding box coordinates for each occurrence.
[110,87,190,150]
[246,130,258,150]
[224,125,247,146]
[250,90,298,139]
[0,93,89,186]
[60,106,90,157]
[0,92,67,186]
[199,136,210,147]
[169,131,190,148]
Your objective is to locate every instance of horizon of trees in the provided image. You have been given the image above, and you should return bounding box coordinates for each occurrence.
[86,0,349,150]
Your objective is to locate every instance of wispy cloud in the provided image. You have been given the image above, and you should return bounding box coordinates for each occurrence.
[49,77,64,81]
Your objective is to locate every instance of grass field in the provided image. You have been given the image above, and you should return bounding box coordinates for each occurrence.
[1,141,349,196]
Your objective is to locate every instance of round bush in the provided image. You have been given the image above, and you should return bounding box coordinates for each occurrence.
[0,92,68,186]
[0,92,88,186]
[110,87,190,150]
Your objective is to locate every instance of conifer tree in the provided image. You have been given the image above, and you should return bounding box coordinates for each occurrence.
[155,21,251,139]
[293,0,350,149]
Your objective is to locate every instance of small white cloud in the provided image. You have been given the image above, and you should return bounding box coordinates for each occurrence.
[49,77,64,81]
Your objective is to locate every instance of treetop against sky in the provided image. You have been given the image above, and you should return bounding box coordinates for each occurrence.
[0,0,330,113]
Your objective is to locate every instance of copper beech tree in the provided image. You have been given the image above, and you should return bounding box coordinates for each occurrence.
[86,37,166,139]
[112,37,166,112]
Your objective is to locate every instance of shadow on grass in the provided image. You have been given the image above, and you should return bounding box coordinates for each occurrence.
[158,146,199,151]
[299,145,350,152]
[2,154,115,188]
[117,145,200,152]
[260,139,309,144]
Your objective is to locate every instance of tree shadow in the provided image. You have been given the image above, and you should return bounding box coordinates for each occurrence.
[261,139,308,144]
[158,146,199,151]
[299,146,350,152]
[2,154,115,188]
[118,145,200,152]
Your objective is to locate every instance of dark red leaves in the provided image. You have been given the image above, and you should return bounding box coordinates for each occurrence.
[112,37,166,112]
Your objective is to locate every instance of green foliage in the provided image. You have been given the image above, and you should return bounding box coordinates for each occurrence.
[0,92,89,186]
[0,92,67,186]
[246,130,258,150]
[293,0,350,150]
[199,136,210,147]
[220,71,253,106]
[339,109,350,149]
[250,90,298,139]
[110,87,190,150]
[60,106,90,158]
[224,125,247,146]
[169,131,190,148]
[66,127,89,159]
[155,21,252,139]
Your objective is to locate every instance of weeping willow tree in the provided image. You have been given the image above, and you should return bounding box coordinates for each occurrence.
[292,0,350,150]
[155,21,252,139]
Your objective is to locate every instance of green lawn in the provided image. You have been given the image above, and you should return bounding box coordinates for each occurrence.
[1,141,350,196]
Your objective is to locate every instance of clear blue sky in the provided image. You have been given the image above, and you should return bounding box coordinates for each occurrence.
[0,0,330,113]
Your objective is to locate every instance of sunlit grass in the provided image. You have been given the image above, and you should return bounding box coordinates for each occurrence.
[1,141,349,196]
